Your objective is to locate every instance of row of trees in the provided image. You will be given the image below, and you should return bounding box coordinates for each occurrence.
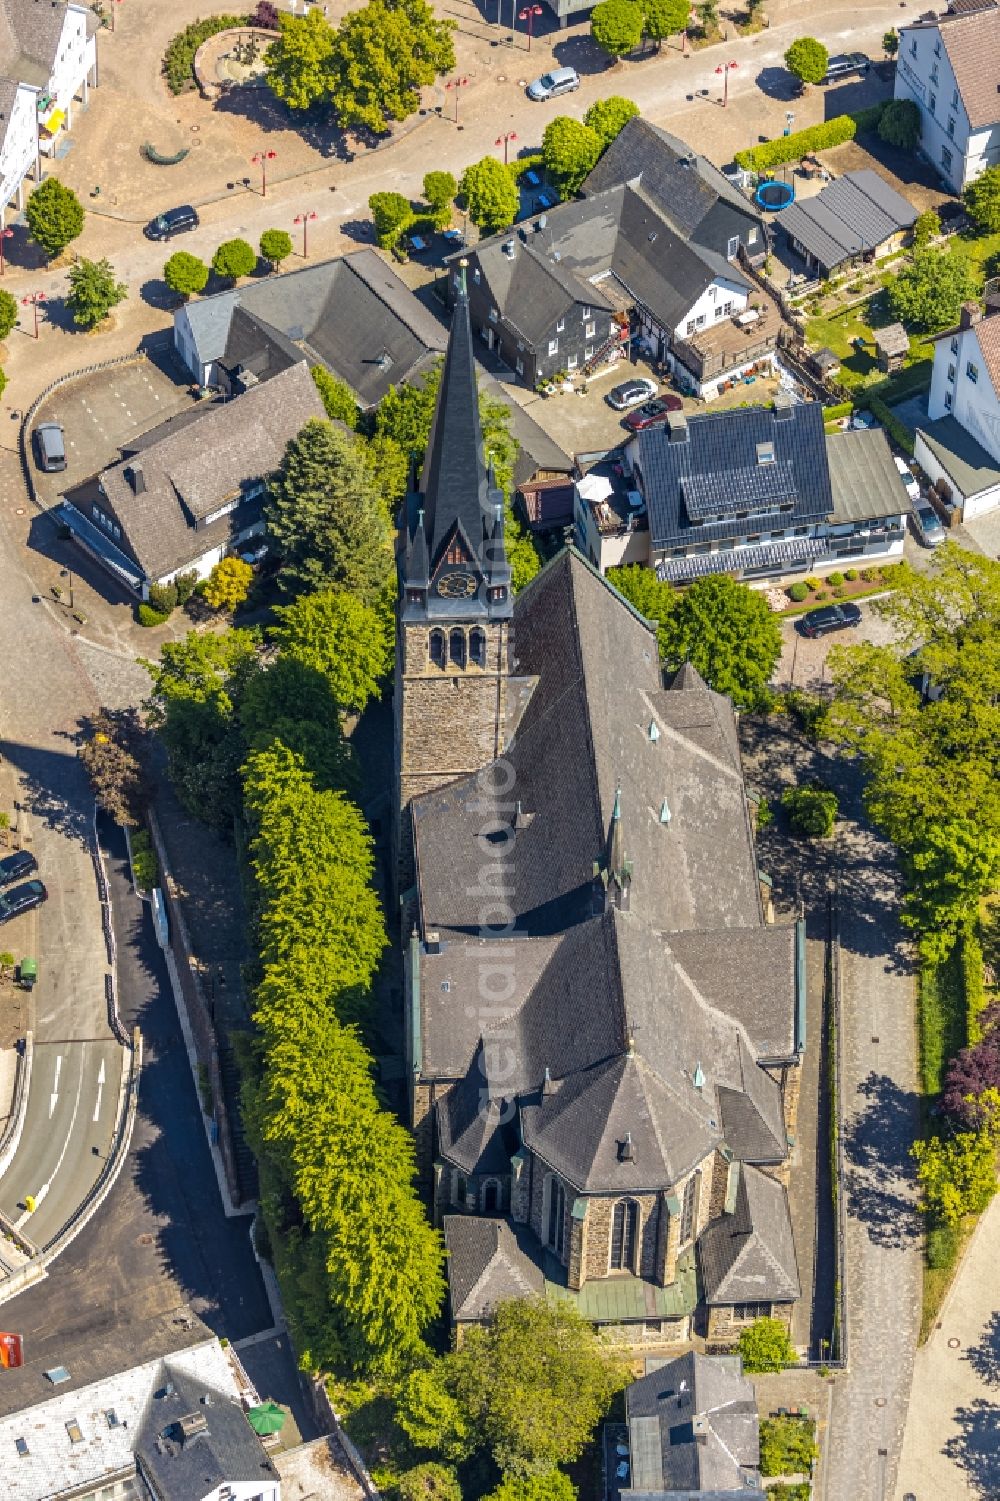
[164,230,295,298]
[265,0,454,133]
[588,0,725,65]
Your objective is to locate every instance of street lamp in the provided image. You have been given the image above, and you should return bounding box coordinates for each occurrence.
[0,226,12,277]
[251,149,277,197]
[444,76,469,124]
[715,59,738,107]
[518,3,542,49]
[60,567,74,610]
[496,130,517,165]
[294,210,317,258]
[21,291,45,339]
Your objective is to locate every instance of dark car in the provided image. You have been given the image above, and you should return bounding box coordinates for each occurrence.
[144,205,200,241]
[32,422,66,473]
[823,51,870,84]
[798,602,862,638]
[623,395,685,431]
[0,879,47,924]
[0,851,38,888]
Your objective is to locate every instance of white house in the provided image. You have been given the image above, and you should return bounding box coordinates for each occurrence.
[916,298,1000,520]
[0,0,98,218]
[894,5,1000,193]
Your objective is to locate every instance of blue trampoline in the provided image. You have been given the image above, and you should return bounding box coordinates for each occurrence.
[755,179,795,211]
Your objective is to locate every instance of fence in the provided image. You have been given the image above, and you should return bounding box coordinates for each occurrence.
[827,883,849,1368]
[93,802,131,1046]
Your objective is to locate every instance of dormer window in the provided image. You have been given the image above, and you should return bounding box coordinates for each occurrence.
[755,441,775,466]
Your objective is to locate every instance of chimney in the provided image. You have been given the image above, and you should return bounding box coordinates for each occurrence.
[127,462,145,494]
[773,393,793,421]
[619,1132,636,1162]
[542,1065,554,1096]
[425,930,440,955]
[666,412,688,444]
[959,301,983,330]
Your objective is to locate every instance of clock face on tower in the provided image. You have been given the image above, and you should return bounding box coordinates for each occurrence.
[436,570,479,599]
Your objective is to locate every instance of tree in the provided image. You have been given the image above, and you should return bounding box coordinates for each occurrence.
[882,27,898,58]
[782,781,839,837]
[484,1474,578,1501]
[449,1298,629,1476]
[641,0,689,49]
[397,1464,463,1501]
[583,95,639,145]
[590,0,644,62]
[202,556,254,612]
[265,6,335,110]
[912,1130,998,1226]
[826,545,1000,955]
[943,1031,1000,1128]
[542,117,604,197]
[878,97,921,151]
[25,177,84,258]
[79,707,154,826]
[311,365,358,428]
[266,418,393,602]
[659,573,782,708]
[912,208,940,250]
[423,169,458,228]
[270,588,393,712]
[66,257,127,329]
[737,1316,796,1373]
[759,1417,819,1478]
[964,165,1000,233]
[0,289,17,341]
[397,1366,475,1462]
[329,0,456,133]
[694,0,717,34]
[212,238,258,282]
[606,563,676,659]
[369,190,413,249]
[260,228,293,269]
[459,157,519,236]
[164,250,209,299]
[784,36,828,87]
[886,249,979,332]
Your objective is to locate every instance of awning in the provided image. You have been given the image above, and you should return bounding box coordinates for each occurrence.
[577,473,614,503]
[40,108,65,135]
[56,502,145,592]
[246,1401,286,1437]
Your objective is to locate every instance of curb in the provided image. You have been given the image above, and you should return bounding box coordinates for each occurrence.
[0,1033,32,1183]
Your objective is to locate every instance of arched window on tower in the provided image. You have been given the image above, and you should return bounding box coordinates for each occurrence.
[470,628,487,668]
[429,630,446,669]
[610,1198,639,1272]
[680,1171,699,1246]
[482,1178,501,1214]
[449,629,466,668]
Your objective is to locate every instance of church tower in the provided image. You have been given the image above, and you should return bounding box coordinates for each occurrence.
[393,263,513,897]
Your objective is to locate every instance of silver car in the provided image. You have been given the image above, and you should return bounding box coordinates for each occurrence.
[911,502,945,547]
[527,66,580,101]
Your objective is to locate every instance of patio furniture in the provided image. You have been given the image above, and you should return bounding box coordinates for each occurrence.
[537,190,555,209]
[408,235,427,253]
[524,169,540,186]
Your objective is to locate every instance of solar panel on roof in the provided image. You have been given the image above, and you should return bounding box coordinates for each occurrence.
[681,460,797,520]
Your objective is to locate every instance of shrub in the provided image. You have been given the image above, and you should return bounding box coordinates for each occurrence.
[878,97,922,151]
[832,586,845,597]
[396,1463,462,1501]
[804,576,822,590]
[844,568,858,581]
[162,15,247,94]
[756,797,773,830]
[759,1416,818,1478]
[787,581,810,602]
[737,1316,796,1373]
[782,781,838,837]
[147,580,178,615]
[259,228,293,268]
[137,603,169,627]
[130,829,159,891]
[784,689,828,742]
[827,571,844,587]
[174,570,199,606]
[913,208,941,249]
[734,112,864,173]
[814,590,828,600]
[211,238,257,281]
[859,567,879,582]
[926,1220,959,1269]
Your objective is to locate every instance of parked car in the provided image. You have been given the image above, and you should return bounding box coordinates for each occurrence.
[0,879,47,925]
[526,66,580,101]
[911,501,946,548]
[607,377,659,411]
[144,205,200,241]
[0,851,38,888]
[798,602,863,638]
[32,422,66,473]
[823,51,870,84]
[623,395,685,431]
[239,542,269,566]
[849,409,879,431]
[893,455,921,504]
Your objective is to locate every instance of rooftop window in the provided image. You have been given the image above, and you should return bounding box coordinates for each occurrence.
[755,441,775,466]
[66,1420,83,1444]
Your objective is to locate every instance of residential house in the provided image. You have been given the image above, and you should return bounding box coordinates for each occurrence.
[0,1329,280,1501]
[480,376,576,533]
[58,359,325,598]
[779,169,917,280]
[617,1351,762,1497]
[894,2,1000,192]
[173,249,447,410]
[0,0,99,219]
[447,124,776,401]
[574,398,908,581]
[394,286,804,1350]
[916,295,1000,519]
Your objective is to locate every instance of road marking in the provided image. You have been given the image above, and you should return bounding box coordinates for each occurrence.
[93,1058,106,1123]
[15,1058,86,1229]
[49,1053,63,1118]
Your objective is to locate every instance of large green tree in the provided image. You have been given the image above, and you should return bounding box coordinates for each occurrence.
[583,95,639,145]
[423,169,458,227]
[878,97,921,151]
[329,0,455,133]
[912,1129,998,1225]
[827,545,1000,957]
[66,258,127,329]
[164,250,209,299]
[265,6,335,109]
[270,588,393,713]
[260,228,294,269]
[641,0,689,48]
[369,190,414,249]
[542,117,604,197]
[737,1316,796,1372]
[886,249,979,332]
[659,573,782,708]
[212,238,258,282]
[606,563,676,659]
[266,418,393,602]
[964,164,1000,233]
[25,177,84,258]
[590,0,644,61]
[484,1473,578,1501]
[0,288,17,341]
[460,156,519,236]
[784,36,828,86]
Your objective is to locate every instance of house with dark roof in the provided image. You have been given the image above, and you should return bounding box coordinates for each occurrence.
[894,1,1000,192]
[571,399,908,582]
[173,249,447,410]
[447,123,776,401]
[779,170,917,280]
[617,1352,761,1497]
[58,359,325,598]
[394,287,805,1350]
[917,296,1000,520]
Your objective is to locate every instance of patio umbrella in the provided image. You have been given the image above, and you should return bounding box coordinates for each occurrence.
[247,1401,286,1437]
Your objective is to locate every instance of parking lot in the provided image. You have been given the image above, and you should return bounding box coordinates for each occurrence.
[29,358,195,507]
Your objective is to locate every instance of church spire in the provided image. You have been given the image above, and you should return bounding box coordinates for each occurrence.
[594,783,633,913]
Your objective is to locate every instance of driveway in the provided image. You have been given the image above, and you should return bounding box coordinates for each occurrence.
[774,596,901,692]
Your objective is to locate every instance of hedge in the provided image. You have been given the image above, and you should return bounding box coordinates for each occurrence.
[137,603,170,627]
[869,396,915,455]
[962,928,988,1042]
[734,103,887,172]
[823,400,853,423]
[162,14,248,94]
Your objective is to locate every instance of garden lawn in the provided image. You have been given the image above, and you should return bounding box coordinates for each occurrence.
[805,292,936,390]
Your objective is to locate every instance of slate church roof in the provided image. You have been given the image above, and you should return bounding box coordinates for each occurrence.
[697,1163,801,1305]
[622,1351,761,1497]
[443,1217,545,1322]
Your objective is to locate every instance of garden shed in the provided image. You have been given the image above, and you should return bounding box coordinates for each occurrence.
[874,322,909,373]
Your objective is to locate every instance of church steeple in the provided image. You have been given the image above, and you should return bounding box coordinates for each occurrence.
[399,261,511,622]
